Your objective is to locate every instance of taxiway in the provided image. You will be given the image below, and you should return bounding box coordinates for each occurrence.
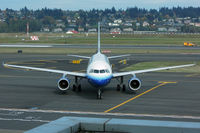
[0,53,200,132]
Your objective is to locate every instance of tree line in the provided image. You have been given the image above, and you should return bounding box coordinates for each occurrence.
[0,7,199,33]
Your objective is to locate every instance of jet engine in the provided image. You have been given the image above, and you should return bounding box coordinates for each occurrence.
[128,77,141,91]
[57,77,70,91]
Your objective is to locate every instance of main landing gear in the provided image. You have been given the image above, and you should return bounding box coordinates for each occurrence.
[116,76,126,92]
[73,76,82,92]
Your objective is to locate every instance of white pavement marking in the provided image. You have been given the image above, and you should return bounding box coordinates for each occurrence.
[0,117,50,123]
[0,45,52,48]
[0,108,200,120]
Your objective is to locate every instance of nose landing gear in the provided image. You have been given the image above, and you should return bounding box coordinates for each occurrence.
[97,89,102,99]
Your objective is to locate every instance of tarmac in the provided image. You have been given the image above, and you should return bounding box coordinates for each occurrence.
[0,53,200,132]
[1,43,200,50]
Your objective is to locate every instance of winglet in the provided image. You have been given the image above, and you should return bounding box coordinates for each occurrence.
[2,62,7,67]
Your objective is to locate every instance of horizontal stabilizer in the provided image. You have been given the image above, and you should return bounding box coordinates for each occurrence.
[108,54,130,59]
[68,54,90,59]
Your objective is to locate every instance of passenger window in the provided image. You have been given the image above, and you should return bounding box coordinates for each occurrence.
[100,70,105,73]
[94,70,99,73]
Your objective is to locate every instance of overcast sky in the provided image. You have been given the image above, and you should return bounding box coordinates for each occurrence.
[1,0,199,10]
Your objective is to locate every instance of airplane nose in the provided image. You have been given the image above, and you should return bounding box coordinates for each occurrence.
[88,76,111,86]
[96,78,111,86]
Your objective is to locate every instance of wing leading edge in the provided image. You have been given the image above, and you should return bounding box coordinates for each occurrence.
[113,63,195,77]
[108,54,130,59]
[67,54,90,59]
[3,63,87,77]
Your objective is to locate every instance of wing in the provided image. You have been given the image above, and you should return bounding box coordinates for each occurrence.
[68,54,90,59]
[113,64,195,77]
[3,63,87,77]
[108,54,130,59]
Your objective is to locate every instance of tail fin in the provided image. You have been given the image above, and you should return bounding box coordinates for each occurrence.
[97,22,101,53]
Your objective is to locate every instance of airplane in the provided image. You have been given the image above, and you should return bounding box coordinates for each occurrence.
[3,22,195,99]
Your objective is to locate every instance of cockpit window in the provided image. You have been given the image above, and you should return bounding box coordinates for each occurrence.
[89,69,93,73]
[94,70,99,73]
[90,69,110,74]
[100,70,105,73]
[106,69,110,73]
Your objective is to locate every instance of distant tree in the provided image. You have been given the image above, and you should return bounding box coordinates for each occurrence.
[29,19,42,32]
[20,7,31,18]
[1,6,200,33]
[0,22,8,32]
[41,16,55,26]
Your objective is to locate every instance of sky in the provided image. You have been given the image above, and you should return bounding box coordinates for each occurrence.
[0,0,200,10]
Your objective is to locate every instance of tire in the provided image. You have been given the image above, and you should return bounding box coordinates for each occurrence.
[97,89,102,99]
[122,84,126,92]
[117,84,121,91]
[72,84,76,91]
[78,85,82,92]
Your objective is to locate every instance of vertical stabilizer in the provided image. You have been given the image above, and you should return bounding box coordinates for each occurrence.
[98,22,101,53]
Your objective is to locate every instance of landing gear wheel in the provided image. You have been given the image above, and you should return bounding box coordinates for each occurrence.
[122,84,126,92]
[97,89,102,99]
[72,84,77,91]
[78,85,82,92]
[117,84,121,91]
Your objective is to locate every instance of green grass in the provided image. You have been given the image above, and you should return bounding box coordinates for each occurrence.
[0,48,96,54]
[0,33,200,46]
[1,33,200,54]
[122,61,200,73]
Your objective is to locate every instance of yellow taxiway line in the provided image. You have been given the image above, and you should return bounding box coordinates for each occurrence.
[104,81,177,113]
[185,73,199,77]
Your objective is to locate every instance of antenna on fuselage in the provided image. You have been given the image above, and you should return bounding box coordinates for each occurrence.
[97,22,101,53]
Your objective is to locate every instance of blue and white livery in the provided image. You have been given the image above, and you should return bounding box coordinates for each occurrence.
[3,22,195,99]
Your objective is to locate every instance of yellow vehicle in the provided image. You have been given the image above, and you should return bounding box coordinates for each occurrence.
[184,42,196,47]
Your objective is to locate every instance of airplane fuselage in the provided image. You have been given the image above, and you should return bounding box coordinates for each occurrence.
[87,52,112,87]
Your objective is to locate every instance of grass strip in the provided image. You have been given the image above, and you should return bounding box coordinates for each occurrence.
[122,61,200,73]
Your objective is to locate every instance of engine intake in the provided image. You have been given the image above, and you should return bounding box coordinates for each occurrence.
[58,78,70,91]
[128,77,141,91]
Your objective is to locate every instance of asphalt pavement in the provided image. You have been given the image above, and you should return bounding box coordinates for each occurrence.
[0,53,200,132]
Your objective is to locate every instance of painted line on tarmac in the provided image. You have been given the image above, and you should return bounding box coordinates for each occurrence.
[0,74,57,79]
[0,108,200,120]
[185,73,200,77]
[11,62,45,65]
[104,81,176,113]
[0,117,50,123]
[0,45,52,48]
[39,60,57,63]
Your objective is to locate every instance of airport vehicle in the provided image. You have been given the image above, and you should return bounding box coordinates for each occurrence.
[184,42,196,47]
[3,23,195,99]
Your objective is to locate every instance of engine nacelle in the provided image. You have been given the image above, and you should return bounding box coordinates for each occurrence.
[57,77,70,91]
[128,77,141,91]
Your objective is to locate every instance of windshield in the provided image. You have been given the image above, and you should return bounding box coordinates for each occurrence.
[89,69,110,74]
[94,70,99,73]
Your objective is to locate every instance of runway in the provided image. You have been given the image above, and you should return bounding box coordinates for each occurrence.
[0,53,200,132]
[1,43,200,50]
